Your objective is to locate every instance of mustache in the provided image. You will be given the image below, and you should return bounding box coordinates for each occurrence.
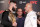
[12,8,15,11]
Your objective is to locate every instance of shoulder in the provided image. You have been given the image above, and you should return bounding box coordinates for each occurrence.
[29,11,37,19]
[30,11,37,16]
[2,10,9,15]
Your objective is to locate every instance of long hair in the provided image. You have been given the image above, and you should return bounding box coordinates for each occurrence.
[6,9,16,23]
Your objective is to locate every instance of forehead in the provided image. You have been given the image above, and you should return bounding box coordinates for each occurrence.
[10,2,16,5]
[18,9,22,11]
[26,3,32,6]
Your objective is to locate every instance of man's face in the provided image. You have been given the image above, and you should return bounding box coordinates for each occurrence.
[24,3,32,12]
[13,3,17,9]
[10,2,17,9]
[17,9,23,16]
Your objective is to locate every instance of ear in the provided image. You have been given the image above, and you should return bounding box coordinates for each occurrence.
[8,0,10,4]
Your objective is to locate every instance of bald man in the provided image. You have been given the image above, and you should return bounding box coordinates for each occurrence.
[24,3,37,27]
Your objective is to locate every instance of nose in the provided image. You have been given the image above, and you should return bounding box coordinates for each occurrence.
[14,6,17,9]
[15,5,17,8]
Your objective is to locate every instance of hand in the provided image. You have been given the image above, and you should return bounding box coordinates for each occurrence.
[12,22,17,26]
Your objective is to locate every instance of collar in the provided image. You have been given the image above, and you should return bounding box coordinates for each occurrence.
[27,10,35,15]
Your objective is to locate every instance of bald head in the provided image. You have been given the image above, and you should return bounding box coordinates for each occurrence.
[25,3,33,13]
[26,3,32,8]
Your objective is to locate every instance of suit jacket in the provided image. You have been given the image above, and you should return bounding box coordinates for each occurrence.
[1,11,13,27]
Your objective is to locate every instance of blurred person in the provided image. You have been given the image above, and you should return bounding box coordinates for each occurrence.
[1,0,17,27]
[24,3,37,27]
[16,8,25,27]
[37,15,40,27]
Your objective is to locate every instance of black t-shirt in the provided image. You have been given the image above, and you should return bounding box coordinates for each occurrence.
[16,17,25,27]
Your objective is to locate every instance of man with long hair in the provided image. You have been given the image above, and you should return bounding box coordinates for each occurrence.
[1,0,17,27]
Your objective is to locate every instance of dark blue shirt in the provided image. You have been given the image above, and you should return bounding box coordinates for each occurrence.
[16,17,25,27]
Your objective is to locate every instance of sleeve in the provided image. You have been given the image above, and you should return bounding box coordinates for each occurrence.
[1,11,12,26]
[30,14,37,27]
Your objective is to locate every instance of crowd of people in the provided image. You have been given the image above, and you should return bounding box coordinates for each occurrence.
[1,0,40,27]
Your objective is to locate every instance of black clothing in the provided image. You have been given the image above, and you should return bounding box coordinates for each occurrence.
[16,17,25,27]
[37,15,40,27]
[1,11,13,27]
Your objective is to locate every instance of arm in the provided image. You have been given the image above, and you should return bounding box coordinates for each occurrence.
[37,19,40,25]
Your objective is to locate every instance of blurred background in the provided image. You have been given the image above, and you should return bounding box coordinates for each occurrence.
[0,0,40,27]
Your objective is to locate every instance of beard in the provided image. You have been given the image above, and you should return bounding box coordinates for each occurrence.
[12,7,16,11]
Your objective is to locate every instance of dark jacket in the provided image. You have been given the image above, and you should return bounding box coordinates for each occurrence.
[1,11,13,27]
[16,17,25,27]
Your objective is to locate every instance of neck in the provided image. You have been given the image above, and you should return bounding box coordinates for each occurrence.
[17,15,22,18]
[27,8,32,13]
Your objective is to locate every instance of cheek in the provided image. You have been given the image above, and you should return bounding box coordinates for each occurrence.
[14,6,17,8]
[25,8,27,10]
[20,12,22,13]
[17,12,20,15]
[18,12,22,14]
